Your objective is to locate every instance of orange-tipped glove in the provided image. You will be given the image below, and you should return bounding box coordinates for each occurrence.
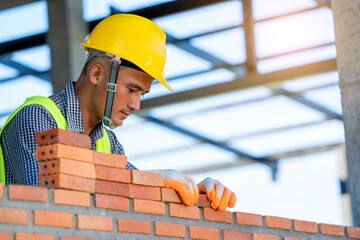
[198,177,236,211]
[149,170,199,206]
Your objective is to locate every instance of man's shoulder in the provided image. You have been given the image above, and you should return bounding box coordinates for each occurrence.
[6,104,56,131]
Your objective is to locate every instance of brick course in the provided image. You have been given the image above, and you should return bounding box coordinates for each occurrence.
[131,170,164,187]
[95,194,129,212]
[95,180,129,197]
[235,212,262,226]
[293,219,318,233]
[223,229,250,240]
[203,207,233,224]
[93,151,127,168]
[38,158,96,179]
[265,216,291,230]
[190,226,219,240]
[33,210,73,228]
[118,219,150,234]
[319,223,344,236]
[8,184,47,202]
[53,189,90,207]
[77,214,113,231]
[15,233,55,240]
[0,184,357,240]
[36,144,93,163]
[133,199,165,215]
[0,207,29,225]
[154,222,186,238]
[35,128,91,149]
[169,203,200,220]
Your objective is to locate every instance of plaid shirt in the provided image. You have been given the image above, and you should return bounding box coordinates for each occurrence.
[1,81,137,186]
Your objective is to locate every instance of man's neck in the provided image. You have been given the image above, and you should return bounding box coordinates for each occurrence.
[74,78,101,136]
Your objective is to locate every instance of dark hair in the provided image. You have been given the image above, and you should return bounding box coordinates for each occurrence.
[80,56,111,77]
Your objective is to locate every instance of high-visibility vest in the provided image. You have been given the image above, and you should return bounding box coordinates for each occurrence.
[0,96,110,184]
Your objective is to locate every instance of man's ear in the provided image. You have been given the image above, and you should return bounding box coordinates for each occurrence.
[88,63,105,86]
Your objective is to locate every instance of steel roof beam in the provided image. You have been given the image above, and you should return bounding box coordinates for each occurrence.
[0,0,37,11]
[140,58,337,110]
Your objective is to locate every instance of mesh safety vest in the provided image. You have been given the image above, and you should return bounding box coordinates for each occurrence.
[0,96,110,184]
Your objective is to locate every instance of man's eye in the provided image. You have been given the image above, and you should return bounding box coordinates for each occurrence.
[128,88,136,93]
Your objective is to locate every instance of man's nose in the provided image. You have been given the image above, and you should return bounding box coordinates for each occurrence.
[128,96,141,112]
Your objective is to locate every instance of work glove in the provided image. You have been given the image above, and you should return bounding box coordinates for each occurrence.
[198,177,236,211]
[149,169,199,206]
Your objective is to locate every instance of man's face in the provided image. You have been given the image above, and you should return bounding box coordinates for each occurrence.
[109,66,154,126]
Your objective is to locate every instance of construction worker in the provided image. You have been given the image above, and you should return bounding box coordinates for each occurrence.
[0,14,236,211]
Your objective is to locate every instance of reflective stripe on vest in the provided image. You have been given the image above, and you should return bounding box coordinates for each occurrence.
[0,96,110,184]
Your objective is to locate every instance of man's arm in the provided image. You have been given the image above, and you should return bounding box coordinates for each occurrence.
[2,105,56,185]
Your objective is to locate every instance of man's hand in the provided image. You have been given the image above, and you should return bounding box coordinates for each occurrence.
[198,177,236,211]
[149,169,199,206]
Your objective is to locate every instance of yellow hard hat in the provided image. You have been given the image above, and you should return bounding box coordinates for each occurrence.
[81,14,173,91]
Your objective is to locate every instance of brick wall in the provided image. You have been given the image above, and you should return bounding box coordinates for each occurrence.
[1,182,359,240]
[0,129,359,239]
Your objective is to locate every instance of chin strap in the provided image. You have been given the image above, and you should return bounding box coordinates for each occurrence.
[102,55,121,129]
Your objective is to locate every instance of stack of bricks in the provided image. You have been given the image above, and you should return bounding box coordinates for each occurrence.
[0,128,359,239]
[36,128,96,193]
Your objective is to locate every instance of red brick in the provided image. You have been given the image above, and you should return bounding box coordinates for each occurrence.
[95,165,131,183]
[35,128,91,149]
[293,220,317,233]
[61,238,96,240]
[161,188,182,203]
[8,184,47,202]
[77,214,113,231]
[118,219,150,234]
[38,173,95,193]
[169,203,200,220]
[154,222,186,238]
[284,237,307,240]
[34,210,73,228]
[235,212,262,226]
[196,193,211,208]
[253,233,280,240]
[203,207,233,224]
[131,170,164,187]
[265,216,291,230]
[190,226,219,240]
[39,158,95,179]
[35,144,93,163]
[0,207,29,225]
[0,183,3,198]
[95,180,129,197]
[347,227,360,239]
[0,232,9,240]
[15,233,55,240]
[223,230,250,240]
[93,151,127,168]
[95,194,129,211]
[53,189,90,207]
[319,223,344,236]
[133,199,165,215]
[129,184,161,201]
